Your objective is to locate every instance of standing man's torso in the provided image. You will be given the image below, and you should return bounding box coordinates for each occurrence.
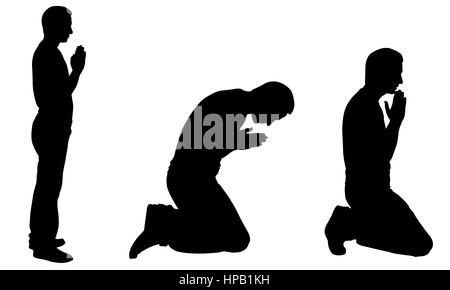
[32,41,73,128]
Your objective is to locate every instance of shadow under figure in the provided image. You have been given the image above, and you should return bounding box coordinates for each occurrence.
[30,6,86,263]
[130,82,294,258]
[325,48,432,256]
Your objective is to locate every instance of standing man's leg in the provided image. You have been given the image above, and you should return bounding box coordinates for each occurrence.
[30,120,72,262]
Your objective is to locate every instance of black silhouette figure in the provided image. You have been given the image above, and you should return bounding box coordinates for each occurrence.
[325,48,432,256]
[30,6,86,263]
[130,82,294,258]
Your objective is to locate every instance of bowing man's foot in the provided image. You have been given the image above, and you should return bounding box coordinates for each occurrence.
[129,232,158,259]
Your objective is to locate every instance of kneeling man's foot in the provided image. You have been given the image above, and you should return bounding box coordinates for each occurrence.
[325,220,347,255]
[325,206,353,255]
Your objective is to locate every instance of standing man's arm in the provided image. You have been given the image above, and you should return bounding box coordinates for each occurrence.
[384,90,407,160]
[68,45,86,94]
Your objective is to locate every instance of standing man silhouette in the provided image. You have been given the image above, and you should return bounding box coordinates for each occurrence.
[325,48,432,256]
[129,82,294,258]
[30,6,86,263]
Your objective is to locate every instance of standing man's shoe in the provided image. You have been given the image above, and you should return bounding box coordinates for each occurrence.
[33,248,73,263]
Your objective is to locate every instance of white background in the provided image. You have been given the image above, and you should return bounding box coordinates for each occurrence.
[0,0,448,269]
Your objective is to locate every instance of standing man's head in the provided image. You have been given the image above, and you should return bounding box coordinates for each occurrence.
[42,6,73,43]
[249,81,295,125]
[365,48,403,94]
